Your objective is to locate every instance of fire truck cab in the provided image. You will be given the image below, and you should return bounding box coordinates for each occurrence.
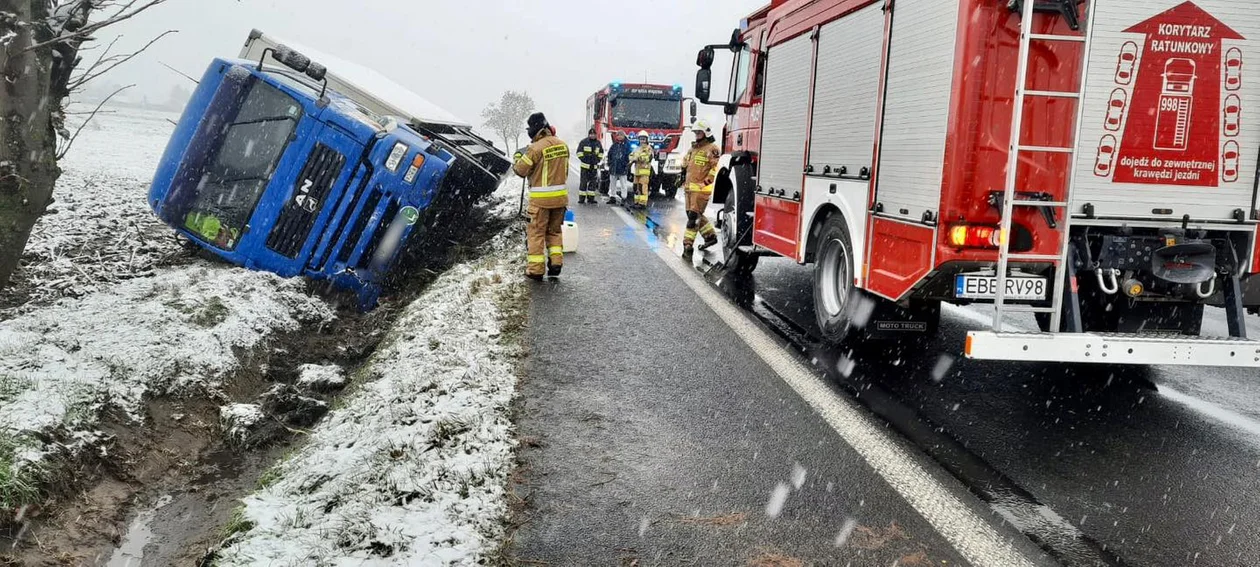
[697,0,1260,367]
[586,82,696,198]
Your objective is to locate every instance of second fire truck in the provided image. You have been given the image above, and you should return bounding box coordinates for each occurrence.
[586,82,696,198]
[696,0,1260,367]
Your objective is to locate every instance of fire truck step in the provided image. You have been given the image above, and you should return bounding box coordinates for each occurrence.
[1024,90,1080,99]
[1028,33,1086,43]
[998,305,1058,314]
[1017,144,1075,154]
[1006,253,1062,261]
[1012,200,1068,207]
[965,331,1260,367]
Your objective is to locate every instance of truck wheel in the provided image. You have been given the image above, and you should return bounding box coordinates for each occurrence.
[813,214,857,343]
[720,163,758,274]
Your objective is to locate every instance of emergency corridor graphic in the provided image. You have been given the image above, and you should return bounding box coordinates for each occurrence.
[1092,0,1245,187]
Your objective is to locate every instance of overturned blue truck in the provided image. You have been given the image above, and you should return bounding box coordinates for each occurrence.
[148,30,509,308]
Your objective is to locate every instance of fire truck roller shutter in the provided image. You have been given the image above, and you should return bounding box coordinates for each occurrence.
[871,0,961,222]
[803,2,885,280]
[808,2,883,177]
[756,32,814,256]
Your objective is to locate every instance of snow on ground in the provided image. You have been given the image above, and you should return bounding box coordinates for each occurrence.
[1,105,185,318]
[216,191,525,565]
[0,266,332,463]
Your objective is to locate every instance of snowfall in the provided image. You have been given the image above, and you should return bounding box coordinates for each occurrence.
[0,106,527,565]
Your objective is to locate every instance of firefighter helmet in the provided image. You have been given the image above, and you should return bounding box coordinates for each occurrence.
[691,119,713,138]
[637,130,650,140]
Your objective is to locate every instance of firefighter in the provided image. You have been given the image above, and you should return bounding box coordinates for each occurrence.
[513,112,570,280]
[680,119,721,256]
[575,128,604,204]
[606,131,631,204]
[630,131,654,209]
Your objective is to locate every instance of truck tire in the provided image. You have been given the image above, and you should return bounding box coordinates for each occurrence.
[720,162,758,274]
[813,214,857,343]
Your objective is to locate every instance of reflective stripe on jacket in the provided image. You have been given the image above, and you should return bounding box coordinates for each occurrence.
[513,131,570,208]
[683,138,721,193]
[631,146,654,177]
[576,138,604,169]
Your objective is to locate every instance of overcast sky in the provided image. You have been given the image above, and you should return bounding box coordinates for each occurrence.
[96,0,763,141]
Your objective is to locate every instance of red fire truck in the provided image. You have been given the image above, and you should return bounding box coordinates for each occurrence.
[586,82,696,197]
[696,0,1260,367]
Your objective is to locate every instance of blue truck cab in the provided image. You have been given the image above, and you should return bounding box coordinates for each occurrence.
[149,37,506,309]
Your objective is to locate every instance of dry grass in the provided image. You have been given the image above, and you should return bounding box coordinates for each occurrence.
[747,551,805,567]
[678,512,747,527]
[897,550,932,566]
[851,521,910,550]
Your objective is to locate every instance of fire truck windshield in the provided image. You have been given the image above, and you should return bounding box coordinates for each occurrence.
[179,77,303,250]
[611,97,682,130]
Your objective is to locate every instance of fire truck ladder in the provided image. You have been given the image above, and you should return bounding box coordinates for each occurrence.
[990,0,1096,333]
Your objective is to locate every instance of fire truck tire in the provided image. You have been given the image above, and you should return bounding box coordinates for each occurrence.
[720,164,758,274]
[813,214,857,343]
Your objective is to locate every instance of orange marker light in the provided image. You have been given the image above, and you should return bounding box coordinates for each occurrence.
[948,225,1000,249]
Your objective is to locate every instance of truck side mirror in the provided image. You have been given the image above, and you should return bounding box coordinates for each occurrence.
[690,100,698,121]
[729,28,744,51]
[696,68,712,104]
[697,47,715,70]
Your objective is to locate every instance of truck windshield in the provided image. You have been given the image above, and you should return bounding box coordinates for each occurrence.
[177,74,303,250]
[612,97,682,130]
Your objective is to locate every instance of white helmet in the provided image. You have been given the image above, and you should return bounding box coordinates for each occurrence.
[637,130,650,140]
[691,119,713,138]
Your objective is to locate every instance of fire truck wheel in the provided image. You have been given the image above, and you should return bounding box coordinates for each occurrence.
[813,214,856,343]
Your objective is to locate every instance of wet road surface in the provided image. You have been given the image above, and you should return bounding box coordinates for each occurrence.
[509,177,1053,566]
[642,194,1260,567]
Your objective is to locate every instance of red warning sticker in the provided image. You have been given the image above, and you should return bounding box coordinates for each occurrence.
[1103,1,1244,187]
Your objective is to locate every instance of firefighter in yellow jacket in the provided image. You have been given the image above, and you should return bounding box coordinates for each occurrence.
[681,120,721,255]
[513,112,570,280]
[630,131,654,208]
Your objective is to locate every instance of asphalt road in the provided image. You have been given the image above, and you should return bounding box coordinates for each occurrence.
[509,177,1056,566]
[642,194,1260,567]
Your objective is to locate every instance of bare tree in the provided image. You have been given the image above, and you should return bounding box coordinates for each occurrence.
[480,90,536,153]
[0,0,173,289]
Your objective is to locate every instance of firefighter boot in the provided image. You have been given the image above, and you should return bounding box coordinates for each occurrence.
[699,235,720,251]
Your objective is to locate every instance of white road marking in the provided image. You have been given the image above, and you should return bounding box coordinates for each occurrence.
[1157,384,1260,440]
[610,206,1041,567]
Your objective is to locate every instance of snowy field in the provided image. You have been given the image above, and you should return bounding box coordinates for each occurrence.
[0,106,337,507]
[215,186,526,565]
[1,102,529,564]
[1,105,188,317]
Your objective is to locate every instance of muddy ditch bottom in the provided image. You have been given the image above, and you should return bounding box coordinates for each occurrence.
[0,205,513,566]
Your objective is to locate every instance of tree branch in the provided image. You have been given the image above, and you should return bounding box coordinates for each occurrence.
[23,0,169,52]
[68,29,175,91]
[56,84,133,159]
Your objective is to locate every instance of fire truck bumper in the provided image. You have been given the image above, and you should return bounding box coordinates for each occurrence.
[965,331,1260,367]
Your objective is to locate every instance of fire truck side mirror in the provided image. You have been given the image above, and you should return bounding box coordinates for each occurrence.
[697,47,716,70]
[695,68,712,104]
[690,100,698,121]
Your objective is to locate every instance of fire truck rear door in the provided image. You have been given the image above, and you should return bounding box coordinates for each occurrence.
[1071,0,1260,222]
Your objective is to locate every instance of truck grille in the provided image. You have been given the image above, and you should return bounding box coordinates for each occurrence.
[266,144,346,258]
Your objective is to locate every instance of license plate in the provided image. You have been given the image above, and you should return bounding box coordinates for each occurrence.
[954,275,1047,300]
